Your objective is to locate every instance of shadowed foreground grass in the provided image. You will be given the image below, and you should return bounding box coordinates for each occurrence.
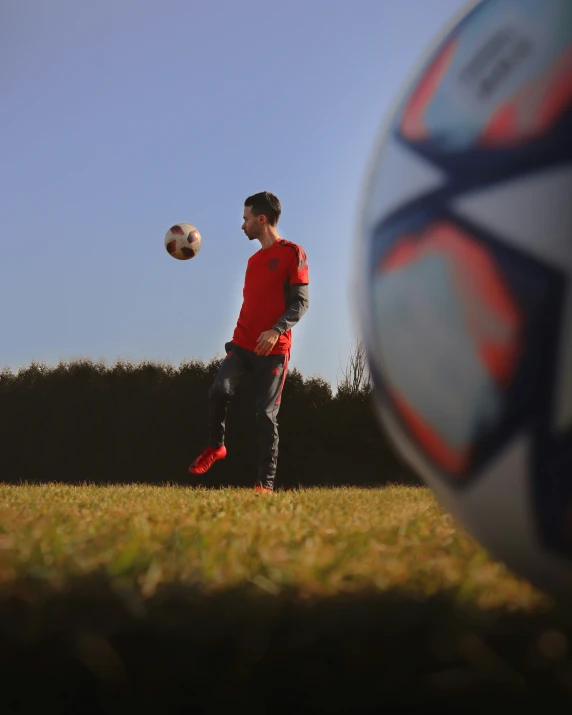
[2,484,572,712]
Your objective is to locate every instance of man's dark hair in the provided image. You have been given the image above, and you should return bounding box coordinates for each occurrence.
[244,191,281,226]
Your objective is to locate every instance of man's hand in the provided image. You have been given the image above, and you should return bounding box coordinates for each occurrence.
[255,329,280,356]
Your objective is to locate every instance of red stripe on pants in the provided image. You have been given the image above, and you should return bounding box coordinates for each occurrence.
[275,351,289,405]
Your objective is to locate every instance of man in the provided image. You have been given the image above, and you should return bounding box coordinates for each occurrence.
[189,191,310,492]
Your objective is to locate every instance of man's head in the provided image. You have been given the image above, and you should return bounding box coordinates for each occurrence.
[242,191,281,240]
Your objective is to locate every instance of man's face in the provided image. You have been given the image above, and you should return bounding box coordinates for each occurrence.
[242,206,264,240]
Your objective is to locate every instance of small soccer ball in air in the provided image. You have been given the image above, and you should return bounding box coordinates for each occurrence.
[164,223,202,260]
[355,0,572,598]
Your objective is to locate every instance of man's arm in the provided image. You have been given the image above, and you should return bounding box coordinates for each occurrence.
[272,283,309,335]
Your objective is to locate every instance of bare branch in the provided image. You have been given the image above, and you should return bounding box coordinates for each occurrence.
[337,339,372,397]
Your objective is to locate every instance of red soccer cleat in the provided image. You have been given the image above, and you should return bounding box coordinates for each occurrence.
[254,484,273,494]
[189,445,227,475]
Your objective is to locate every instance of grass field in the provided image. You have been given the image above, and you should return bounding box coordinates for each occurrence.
[4,483,572,712]
[0,483,548,610]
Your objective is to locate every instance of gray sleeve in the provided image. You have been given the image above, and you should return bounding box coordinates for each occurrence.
[272,283,309,335]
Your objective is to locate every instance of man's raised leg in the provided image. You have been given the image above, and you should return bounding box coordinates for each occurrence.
[189,342,250,476]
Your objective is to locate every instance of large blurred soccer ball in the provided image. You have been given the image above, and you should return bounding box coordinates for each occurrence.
[164,223,202,260]
[355,0,572,597]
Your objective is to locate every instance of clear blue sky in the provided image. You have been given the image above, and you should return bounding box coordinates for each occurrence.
[1,0,467,390]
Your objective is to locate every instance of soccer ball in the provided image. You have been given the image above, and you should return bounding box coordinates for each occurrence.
[355,0,572,598]
[164,223,202,260]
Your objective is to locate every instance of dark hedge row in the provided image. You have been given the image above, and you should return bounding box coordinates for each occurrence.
[0,358,420,488]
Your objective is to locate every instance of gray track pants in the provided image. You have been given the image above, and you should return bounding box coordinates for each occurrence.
[208,341,289,490]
